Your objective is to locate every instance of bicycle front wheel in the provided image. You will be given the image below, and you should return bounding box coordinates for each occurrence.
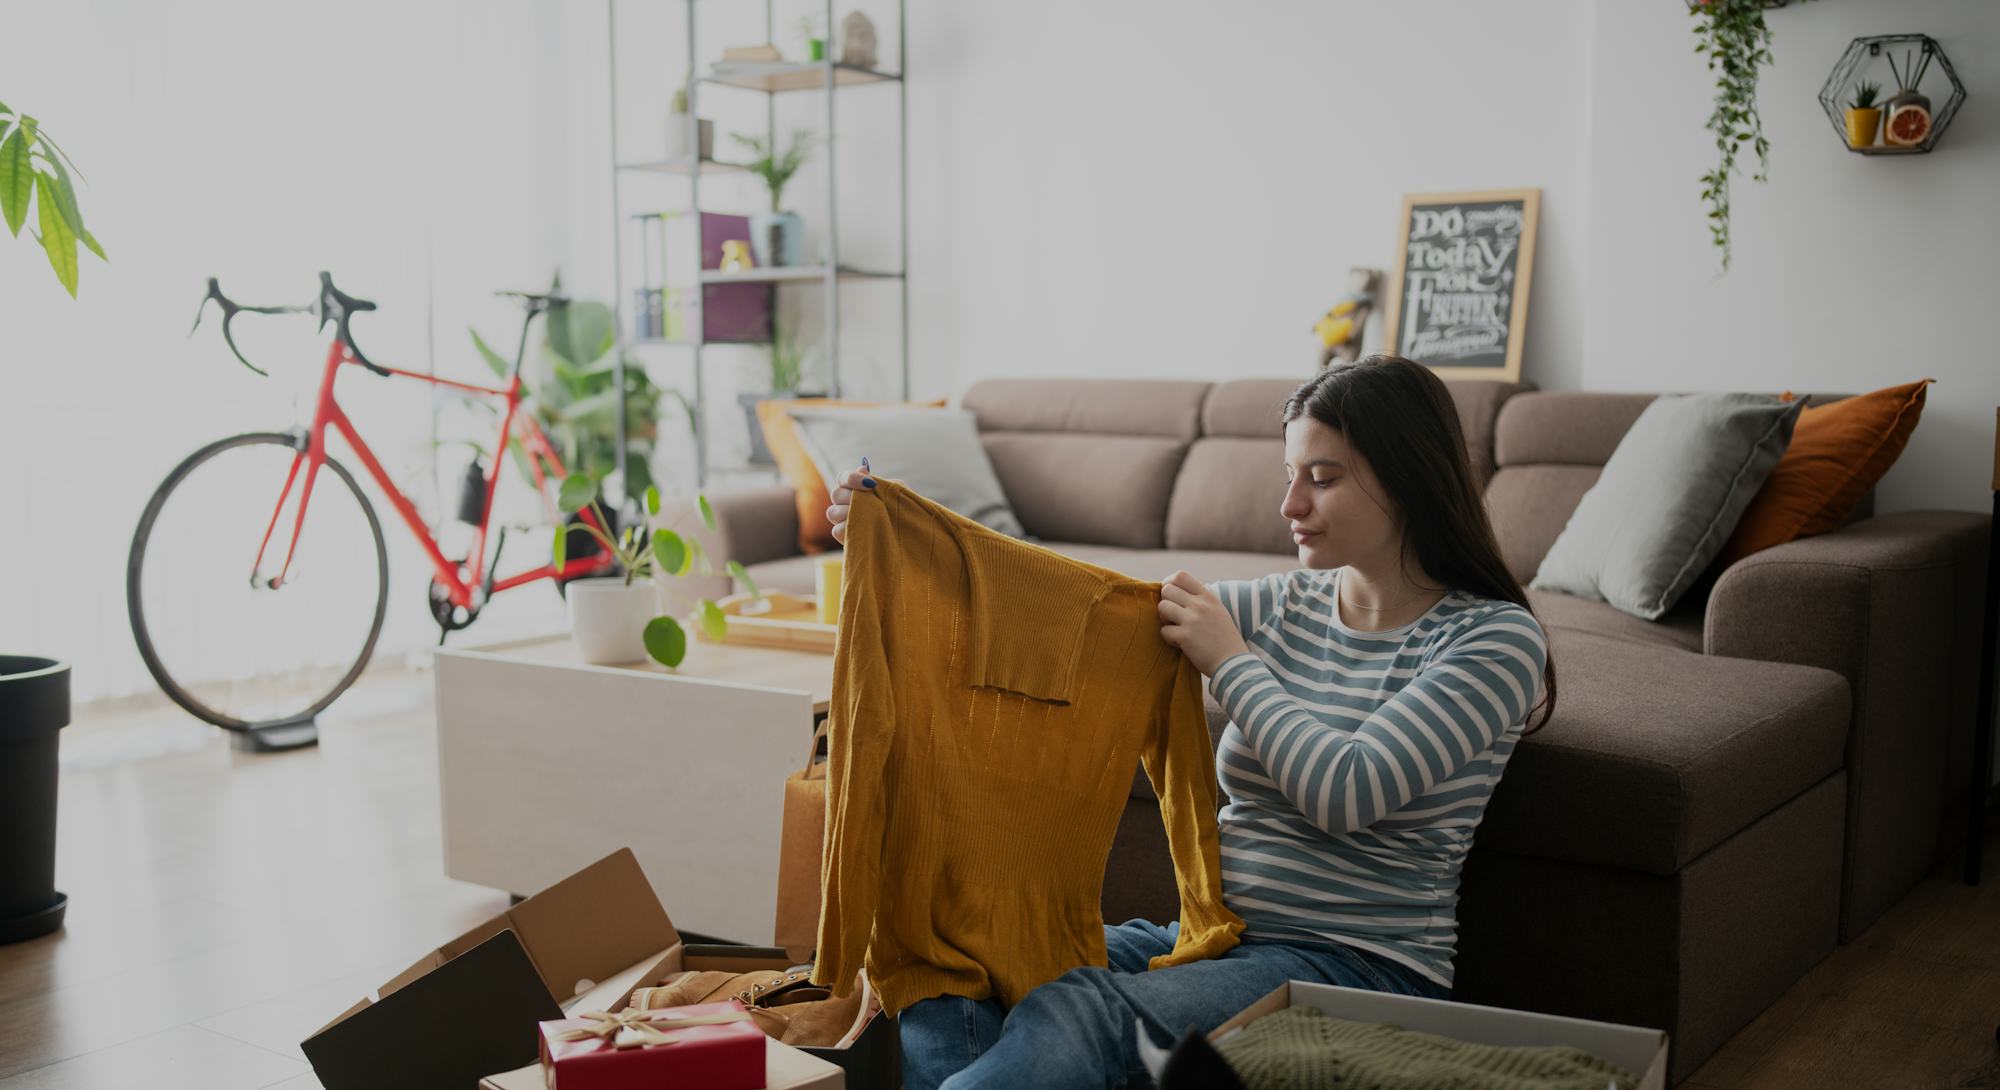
[127,432,389,731]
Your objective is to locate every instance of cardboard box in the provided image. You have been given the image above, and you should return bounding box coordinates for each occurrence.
[482,1036,846,1090]
[1211,981,1669,1090]
[302,848,897,1090]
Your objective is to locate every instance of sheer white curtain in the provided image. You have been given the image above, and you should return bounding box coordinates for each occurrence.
[0,0,615,704]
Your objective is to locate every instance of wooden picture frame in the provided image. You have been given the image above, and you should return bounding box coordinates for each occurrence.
[1382,188,1540,384]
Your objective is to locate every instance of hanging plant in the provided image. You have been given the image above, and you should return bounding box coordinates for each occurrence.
[1689,0,1802,271]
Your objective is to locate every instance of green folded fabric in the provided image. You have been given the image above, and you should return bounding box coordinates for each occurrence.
[1215,1006,1639,1090]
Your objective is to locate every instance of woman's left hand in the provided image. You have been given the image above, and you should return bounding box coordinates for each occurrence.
[1158,571,1250,677]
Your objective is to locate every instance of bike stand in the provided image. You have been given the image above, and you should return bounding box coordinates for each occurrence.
[230,717,320,753]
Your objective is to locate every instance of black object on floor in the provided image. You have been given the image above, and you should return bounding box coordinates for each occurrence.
[0,655,69,944]
[1157,1028,1249,1090]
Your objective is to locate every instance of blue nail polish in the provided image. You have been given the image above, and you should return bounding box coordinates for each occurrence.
[862,477,877,489]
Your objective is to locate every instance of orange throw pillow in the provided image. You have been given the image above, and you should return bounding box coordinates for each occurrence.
[757,398,947,554]
[1716,379,1933,566]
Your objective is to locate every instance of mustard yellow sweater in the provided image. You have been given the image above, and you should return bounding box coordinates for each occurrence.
[811,480,1243,1014]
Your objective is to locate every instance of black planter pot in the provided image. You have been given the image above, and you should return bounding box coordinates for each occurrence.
[0,655,68,944]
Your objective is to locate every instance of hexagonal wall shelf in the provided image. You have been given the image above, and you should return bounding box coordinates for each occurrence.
[1818,34,1968,155]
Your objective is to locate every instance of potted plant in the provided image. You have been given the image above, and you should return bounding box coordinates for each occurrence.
[1,102,96,945]
[1689,0,1808,271]
[731,128,816,268]
[0,657,68,943]
[795,14,826,62]
[741,316,817,465]
[553,476,762,667]
[662,86,714,163]
[1845,80,1882,148]
[0,103,105,297]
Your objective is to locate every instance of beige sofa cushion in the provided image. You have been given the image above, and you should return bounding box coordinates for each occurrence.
[1475,629,1848,875]
[963,379,1209,549]
[1165,438,1292,555]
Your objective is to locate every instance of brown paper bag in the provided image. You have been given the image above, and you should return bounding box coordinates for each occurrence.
[774,719,828,962]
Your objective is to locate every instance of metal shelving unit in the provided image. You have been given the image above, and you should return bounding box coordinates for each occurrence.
[606,0,909,491]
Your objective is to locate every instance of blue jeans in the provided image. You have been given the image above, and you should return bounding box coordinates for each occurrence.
[896,920,1446,1090]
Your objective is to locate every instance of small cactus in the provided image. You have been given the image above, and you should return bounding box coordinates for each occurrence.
[1848,81,1882,110]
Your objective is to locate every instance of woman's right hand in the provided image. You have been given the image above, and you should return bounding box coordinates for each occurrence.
[826,459,878,546]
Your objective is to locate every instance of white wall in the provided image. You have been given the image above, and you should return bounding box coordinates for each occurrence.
[899,0,1597,398]
[0,0,606,702]
[1585,0,2000,514]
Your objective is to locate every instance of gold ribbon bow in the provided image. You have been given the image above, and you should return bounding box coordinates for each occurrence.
[557,1008,752,1051]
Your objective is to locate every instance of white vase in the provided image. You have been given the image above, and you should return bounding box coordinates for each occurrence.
[566,578,658,665]
[663,117,714,162]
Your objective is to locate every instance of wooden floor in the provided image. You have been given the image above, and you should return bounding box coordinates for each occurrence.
[0,664,1996,1089]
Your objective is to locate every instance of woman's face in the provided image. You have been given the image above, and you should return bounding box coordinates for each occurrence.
[1281,417,1402,571]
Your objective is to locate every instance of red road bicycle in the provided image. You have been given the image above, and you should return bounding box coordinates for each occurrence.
[126,272,616,749]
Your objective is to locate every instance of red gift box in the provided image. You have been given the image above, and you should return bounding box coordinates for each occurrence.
[538,1001,766,1090]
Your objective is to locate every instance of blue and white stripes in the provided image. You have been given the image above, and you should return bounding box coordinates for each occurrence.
[1206,568,1548,989]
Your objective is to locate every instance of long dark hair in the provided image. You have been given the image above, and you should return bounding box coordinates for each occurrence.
[1282,355,1556,734]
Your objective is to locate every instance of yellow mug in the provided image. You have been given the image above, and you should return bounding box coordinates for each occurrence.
[815,556,844,626]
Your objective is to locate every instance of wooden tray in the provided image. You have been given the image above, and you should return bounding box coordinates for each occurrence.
[701,591,837,653]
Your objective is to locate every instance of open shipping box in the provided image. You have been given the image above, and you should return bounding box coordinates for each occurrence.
[479,1035,844,1090]
[301,848,897,1090]
[1211,980,1670,1089]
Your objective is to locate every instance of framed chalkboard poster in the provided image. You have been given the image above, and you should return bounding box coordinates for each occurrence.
[1382,188,1540,383]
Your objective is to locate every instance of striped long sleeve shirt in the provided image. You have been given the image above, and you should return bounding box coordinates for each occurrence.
[1206,568,1548,989]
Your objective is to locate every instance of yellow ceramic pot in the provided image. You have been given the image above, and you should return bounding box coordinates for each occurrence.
[1845,107,1881,148]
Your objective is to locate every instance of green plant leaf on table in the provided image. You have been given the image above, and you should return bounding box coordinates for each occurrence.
[651,530,687,575]
[698,494,716,532]
[698,599,728,642]
[557,474,599,514]
[644,485,661,517]
[644,615,688,667]
[727,560,761,600]
[39,154,102,260]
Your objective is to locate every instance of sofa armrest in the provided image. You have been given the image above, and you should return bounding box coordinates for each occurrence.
[706,484,805,567]
[1704,509,1988,936]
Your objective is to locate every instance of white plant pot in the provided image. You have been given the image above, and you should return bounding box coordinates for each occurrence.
[566,578,658,665]
[663,117,714,162]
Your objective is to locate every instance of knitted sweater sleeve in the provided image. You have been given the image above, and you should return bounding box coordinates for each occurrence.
[1142,656,1246,969]
[810,486,899,994]
[1207,606,1547,835]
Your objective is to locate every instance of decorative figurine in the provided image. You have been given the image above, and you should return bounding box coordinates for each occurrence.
[840,11,877,68]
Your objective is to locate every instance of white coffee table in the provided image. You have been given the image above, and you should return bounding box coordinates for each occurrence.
[433,632,833,943]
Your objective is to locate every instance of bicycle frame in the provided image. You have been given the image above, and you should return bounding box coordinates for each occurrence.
[252,336,614,611]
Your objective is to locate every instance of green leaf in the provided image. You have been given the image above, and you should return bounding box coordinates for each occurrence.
[644,615,687,666]
[553,523,570,571]
[698,494,717,532]
[470,328,512,378]
[644,485,661,517]
[40,154,100,260]
[557,474,599,514]
[685,534,707,576]
[35,173,77,297]
[651,529,687,575]
[727,560,761,600]
[546,300,615,369]
[699,599,728,642]
[0,125,30,237]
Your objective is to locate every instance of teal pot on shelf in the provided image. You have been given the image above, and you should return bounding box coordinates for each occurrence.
[750,211,804,267]
[0,656,68,944]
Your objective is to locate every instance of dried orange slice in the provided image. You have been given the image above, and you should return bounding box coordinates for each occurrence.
[1885,104,1932,147]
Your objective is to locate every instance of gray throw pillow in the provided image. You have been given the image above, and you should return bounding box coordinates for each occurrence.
[786,406,1027,538]
[1530,393,1805,620]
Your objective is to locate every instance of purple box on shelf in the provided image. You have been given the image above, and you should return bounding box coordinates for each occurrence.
[699,213,772,343]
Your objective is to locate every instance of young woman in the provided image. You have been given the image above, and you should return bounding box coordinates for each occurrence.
[824,356,1555,1090]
